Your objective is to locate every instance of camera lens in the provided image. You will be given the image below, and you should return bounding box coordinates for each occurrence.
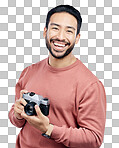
[24,102,36,116]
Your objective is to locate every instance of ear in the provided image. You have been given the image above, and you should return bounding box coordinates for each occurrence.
[75,33,80,44]
[43,27,47,38]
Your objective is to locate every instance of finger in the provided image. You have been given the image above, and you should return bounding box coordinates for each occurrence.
[20,98,27,106]
[17,105,24,111]
[21,110,29,120]
[14,101,24,110]
[20,90,28,98]
[35,105,43,117]
[14,106,23,114]
[21,110,35,123]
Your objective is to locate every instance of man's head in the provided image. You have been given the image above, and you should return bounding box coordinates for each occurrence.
[43,5,82,59]
[46,5,82,35]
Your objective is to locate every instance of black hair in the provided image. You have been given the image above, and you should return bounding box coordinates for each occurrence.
[45,5,82,35]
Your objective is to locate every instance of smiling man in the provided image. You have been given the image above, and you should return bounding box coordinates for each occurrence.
[45,12,80,60]
[9,5,106,148]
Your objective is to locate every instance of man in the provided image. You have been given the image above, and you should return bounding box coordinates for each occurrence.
[9,5,106,148]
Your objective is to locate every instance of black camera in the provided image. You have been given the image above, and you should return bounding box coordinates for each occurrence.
[23,92,50,116]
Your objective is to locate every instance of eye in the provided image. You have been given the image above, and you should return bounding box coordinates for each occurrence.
[52,27,59,30]
[67,30,73,34]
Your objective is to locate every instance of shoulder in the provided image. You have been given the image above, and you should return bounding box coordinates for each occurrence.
[29,58,47,70]
[23,58,47,73]
[75,59,99,89]
[75,60,105,101]
[17,58,48,87]
[19,58,47,80]
[77,60,98,81]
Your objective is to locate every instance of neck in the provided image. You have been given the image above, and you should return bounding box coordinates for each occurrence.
[48,53,77,68]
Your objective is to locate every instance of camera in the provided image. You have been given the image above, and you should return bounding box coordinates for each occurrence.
[23,92,50,116]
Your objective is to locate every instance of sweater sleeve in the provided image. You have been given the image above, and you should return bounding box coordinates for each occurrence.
[8,67,29,128]
[51,81,106,148]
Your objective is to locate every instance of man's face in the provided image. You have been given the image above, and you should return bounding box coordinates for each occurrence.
[44,12,80,59]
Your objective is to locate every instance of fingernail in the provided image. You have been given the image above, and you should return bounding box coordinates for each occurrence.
[35,105,38,108]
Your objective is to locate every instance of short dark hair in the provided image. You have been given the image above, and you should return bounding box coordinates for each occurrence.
[45,5,82,35]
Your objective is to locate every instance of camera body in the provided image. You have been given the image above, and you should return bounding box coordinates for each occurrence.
[23,92,50,116]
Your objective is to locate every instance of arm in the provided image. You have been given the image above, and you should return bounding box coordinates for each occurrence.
[50,81,106,148]
[8,67,29,128]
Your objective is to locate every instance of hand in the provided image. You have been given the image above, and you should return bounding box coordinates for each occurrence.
[14,90,28,120]
[21,105,50,133]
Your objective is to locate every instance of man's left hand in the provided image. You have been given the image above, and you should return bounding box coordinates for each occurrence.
[21,105,50,133]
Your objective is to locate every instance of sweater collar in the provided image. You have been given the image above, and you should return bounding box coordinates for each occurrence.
[45,57,80,72]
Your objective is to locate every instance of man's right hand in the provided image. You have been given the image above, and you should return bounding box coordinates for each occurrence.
[14,90,28,120]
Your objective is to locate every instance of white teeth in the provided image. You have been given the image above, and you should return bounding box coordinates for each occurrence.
[54,42,65,47]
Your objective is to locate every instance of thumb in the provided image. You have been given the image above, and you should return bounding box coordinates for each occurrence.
[20,90,28,98]
[35,105,43,117]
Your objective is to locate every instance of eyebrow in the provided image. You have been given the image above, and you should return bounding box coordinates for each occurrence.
[50,23,76,31]
[50,23,60,27]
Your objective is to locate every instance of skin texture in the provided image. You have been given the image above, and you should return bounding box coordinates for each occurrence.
[14,12,80,134]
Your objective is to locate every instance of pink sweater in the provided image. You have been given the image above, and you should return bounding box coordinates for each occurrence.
[9,58,106,148]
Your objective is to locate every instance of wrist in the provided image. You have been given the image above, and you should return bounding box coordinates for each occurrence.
[45,124,54,136]
[42,124,54,138]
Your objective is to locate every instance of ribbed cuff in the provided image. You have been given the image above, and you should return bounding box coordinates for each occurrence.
[12,114,26,127]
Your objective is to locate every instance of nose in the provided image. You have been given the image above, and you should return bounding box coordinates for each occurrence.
[57,29,65,40]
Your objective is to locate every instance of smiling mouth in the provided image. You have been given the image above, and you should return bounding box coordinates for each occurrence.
[53,42,66,47]
[50,39,70,53]
[52,42,67,52]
